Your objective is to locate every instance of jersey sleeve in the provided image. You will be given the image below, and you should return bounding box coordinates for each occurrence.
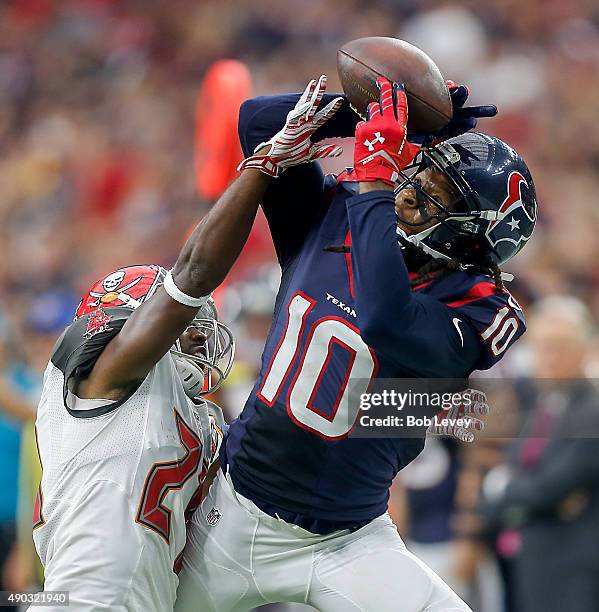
[50,307,132,417]
[238,94,359,267]
[345,191,483,377]
[450,291,526,370]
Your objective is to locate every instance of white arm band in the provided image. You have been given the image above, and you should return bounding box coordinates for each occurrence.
[163,270,210,308]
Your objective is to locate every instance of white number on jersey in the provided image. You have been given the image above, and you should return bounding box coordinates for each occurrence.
[481,306,519,357]
[258,292,376,440]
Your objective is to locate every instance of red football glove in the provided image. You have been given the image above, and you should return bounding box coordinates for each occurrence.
[353,78,420,186]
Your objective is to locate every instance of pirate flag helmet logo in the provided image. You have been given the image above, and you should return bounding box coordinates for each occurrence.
[75,265,167,319]
[74,265,234,397]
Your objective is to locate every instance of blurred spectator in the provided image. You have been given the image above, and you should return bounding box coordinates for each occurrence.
[393,431,506,612]
[1,2,599,610]
[392,438,466,594]
[0,313,35,610]
[0,290,76,598]
[14,291,80,595]
[479,296,599,612]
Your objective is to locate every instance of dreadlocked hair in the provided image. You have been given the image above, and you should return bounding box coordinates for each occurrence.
[407,257,504,291]
[398,238,506,292]
[409,256,459,287]
[324,240,505,291]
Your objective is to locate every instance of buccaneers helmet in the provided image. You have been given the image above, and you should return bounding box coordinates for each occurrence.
[396,132,537,267]
[76,265,234,397]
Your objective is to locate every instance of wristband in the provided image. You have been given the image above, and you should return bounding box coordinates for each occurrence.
[164,271,210,308]
[237,155,279,177]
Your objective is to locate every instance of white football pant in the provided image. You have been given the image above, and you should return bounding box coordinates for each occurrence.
[175,471,472,612]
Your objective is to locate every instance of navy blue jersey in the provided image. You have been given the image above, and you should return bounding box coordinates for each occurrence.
[223,94,525,533]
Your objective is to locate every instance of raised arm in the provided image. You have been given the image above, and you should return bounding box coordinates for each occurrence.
[346,189,480,377]
[346,79,480,377]
[238,77,360,266]
[79,77,347,401]
[79,168,272,400]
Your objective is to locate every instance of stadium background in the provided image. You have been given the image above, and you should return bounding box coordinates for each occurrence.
[1,0,599,610]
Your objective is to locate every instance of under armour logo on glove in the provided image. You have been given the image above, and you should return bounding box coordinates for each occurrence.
[364,132,385,151]
[353,77,420,186]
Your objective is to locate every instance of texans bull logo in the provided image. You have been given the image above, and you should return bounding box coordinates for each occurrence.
[485,171,537,250]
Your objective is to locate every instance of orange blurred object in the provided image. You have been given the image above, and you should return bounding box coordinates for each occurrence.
[192,59,276,292]
[195,60,252,201]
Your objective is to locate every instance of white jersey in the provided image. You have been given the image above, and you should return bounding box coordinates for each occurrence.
[32,308,223,612]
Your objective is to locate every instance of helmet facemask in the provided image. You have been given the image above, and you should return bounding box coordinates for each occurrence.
[394,145,501,265]
[170,298,235,399]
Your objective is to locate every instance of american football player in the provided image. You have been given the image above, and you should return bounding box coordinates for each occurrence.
[29,135,346,612]
[175,74,536,612]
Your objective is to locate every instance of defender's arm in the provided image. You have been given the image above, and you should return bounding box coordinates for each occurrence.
[80,77,347,400]
[79,169,271,400]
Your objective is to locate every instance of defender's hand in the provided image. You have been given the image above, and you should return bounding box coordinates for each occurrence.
[427,389,489,443]
[354,78,420,186]
[238,75,343,177]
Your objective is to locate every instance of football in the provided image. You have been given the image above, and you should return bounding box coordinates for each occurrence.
[337,37,452,134]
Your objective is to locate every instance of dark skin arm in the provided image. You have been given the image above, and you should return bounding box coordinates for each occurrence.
[78,168,272,400]
[201,459,221,499]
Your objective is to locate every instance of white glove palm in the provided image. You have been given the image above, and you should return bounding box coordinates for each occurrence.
[427,389,489,443]
[238,75,343,177]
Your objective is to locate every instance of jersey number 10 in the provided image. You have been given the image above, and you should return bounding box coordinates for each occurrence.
[257,292,377,440]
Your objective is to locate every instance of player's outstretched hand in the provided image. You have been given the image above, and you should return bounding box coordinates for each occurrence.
[238,75,344,177]
[427,388,489,443]
[353,77,420,186]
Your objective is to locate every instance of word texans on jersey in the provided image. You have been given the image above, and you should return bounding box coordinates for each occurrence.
[326,292,357,317]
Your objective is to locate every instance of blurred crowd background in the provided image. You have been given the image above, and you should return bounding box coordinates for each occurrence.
[1,0,599,610]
